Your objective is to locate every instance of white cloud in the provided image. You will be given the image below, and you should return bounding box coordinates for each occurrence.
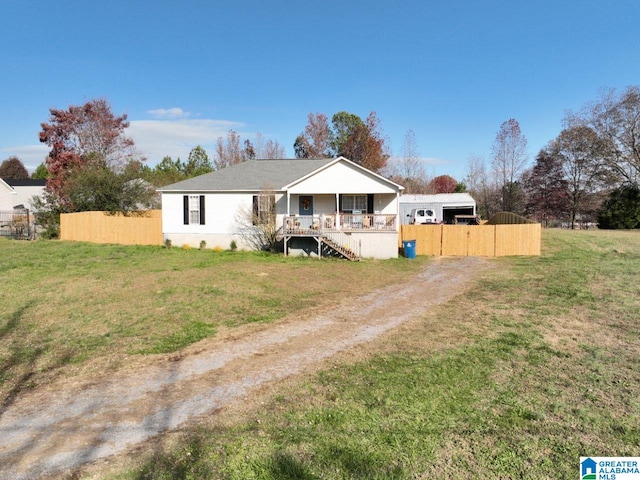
[2,114,249,172]
[1,145,50,171]
[127,118,246,163]
[147,108,190,119]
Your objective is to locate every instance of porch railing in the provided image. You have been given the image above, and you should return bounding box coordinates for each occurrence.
[283,213,396,234]
[322,231,361,259]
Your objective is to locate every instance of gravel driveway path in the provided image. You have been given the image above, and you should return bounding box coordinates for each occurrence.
[0,257,485,479]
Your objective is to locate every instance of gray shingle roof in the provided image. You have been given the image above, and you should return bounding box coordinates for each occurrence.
[2,178,47,187]
[158,159,336,192]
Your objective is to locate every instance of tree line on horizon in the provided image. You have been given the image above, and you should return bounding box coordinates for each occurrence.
[467,86,640,229]
[3,86,640,233]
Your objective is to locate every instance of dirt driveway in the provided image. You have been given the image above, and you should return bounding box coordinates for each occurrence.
[0,256,486,480]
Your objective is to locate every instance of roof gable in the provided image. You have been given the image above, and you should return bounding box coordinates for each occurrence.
[288,158,402,194]
[0,178,16,194]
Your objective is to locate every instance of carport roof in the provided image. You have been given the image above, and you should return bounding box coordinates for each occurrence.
[400,193,476,204]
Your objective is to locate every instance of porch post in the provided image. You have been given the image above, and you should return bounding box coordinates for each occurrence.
[335,193,340,231]
[395,191,401,231]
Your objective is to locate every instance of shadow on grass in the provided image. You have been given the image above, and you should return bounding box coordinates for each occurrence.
[0,305,25,340]
[0,305,37,415]
[0,305,72,416]
[133,434,214,480]
[267,452,318,480]
[322,445,404,480]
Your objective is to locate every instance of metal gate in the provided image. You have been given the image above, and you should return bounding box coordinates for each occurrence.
[0,209,33,239]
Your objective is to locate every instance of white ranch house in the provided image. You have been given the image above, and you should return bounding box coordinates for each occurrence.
[159,157,404,259]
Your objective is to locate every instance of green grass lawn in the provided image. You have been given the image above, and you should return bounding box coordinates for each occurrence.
[2,230,639,479]
[0,239,425,403]
[112,229,639,480]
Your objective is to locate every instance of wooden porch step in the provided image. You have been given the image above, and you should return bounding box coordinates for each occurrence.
[320,236,360,261]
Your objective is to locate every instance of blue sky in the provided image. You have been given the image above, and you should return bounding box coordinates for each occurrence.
[1,0,639,181]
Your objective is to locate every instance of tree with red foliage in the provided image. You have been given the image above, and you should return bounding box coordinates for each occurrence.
[0,156,29,179]
[294,110,390,173]
[523,149,570,226]
[334,111,389,173]
[39,99,137,205]
[34,99,153,236]
[429,175,458,193]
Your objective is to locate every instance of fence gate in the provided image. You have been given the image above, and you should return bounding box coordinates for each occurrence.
[0,209,33,239]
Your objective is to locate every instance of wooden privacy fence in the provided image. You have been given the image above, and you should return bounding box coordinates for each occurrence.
[60,210,163,246]
[400,224,541,257]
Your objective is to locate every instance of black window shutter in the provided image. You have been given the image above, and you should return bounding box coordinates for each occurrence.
[338,194,343,212]
[252,196,258,225]
[367,194,374,214]
[183,195,189,225]
[199,195,205,224]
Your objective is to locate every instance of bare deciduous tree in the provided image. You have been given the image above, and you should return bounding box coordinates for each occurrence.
[385,130,431,193]
[253,133,287,159]
[235,187,280,252]
[569,86,640,184]
[465,155,500,219]
[491,119,528,212]
[214,130,254,169]
[262,139,286,159]
[294,113,333,159]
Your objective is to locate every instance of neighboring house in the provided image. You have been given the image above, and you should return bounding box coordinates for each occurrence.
[0,179,15,211]
[0,178,46,211]
[0,179,45,239]
[399,193,476,224]
[159,157,404,259]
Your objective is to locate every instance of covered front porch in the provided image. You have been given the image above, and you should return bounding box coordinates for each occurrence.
[281,213,398,260]
[281,189,402,260]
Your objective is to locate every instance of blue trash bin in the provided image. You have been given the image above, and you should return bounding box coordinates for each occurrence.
[403,240,416,259]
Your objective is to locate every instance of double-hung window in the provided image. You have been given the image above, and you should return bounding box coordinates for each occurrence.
[253,194,275,225]
[183,195,205,225]
[341,194,367,213]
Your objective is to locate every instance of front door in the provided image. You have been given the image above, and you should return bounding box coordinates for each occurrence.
[299,196,313,216]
